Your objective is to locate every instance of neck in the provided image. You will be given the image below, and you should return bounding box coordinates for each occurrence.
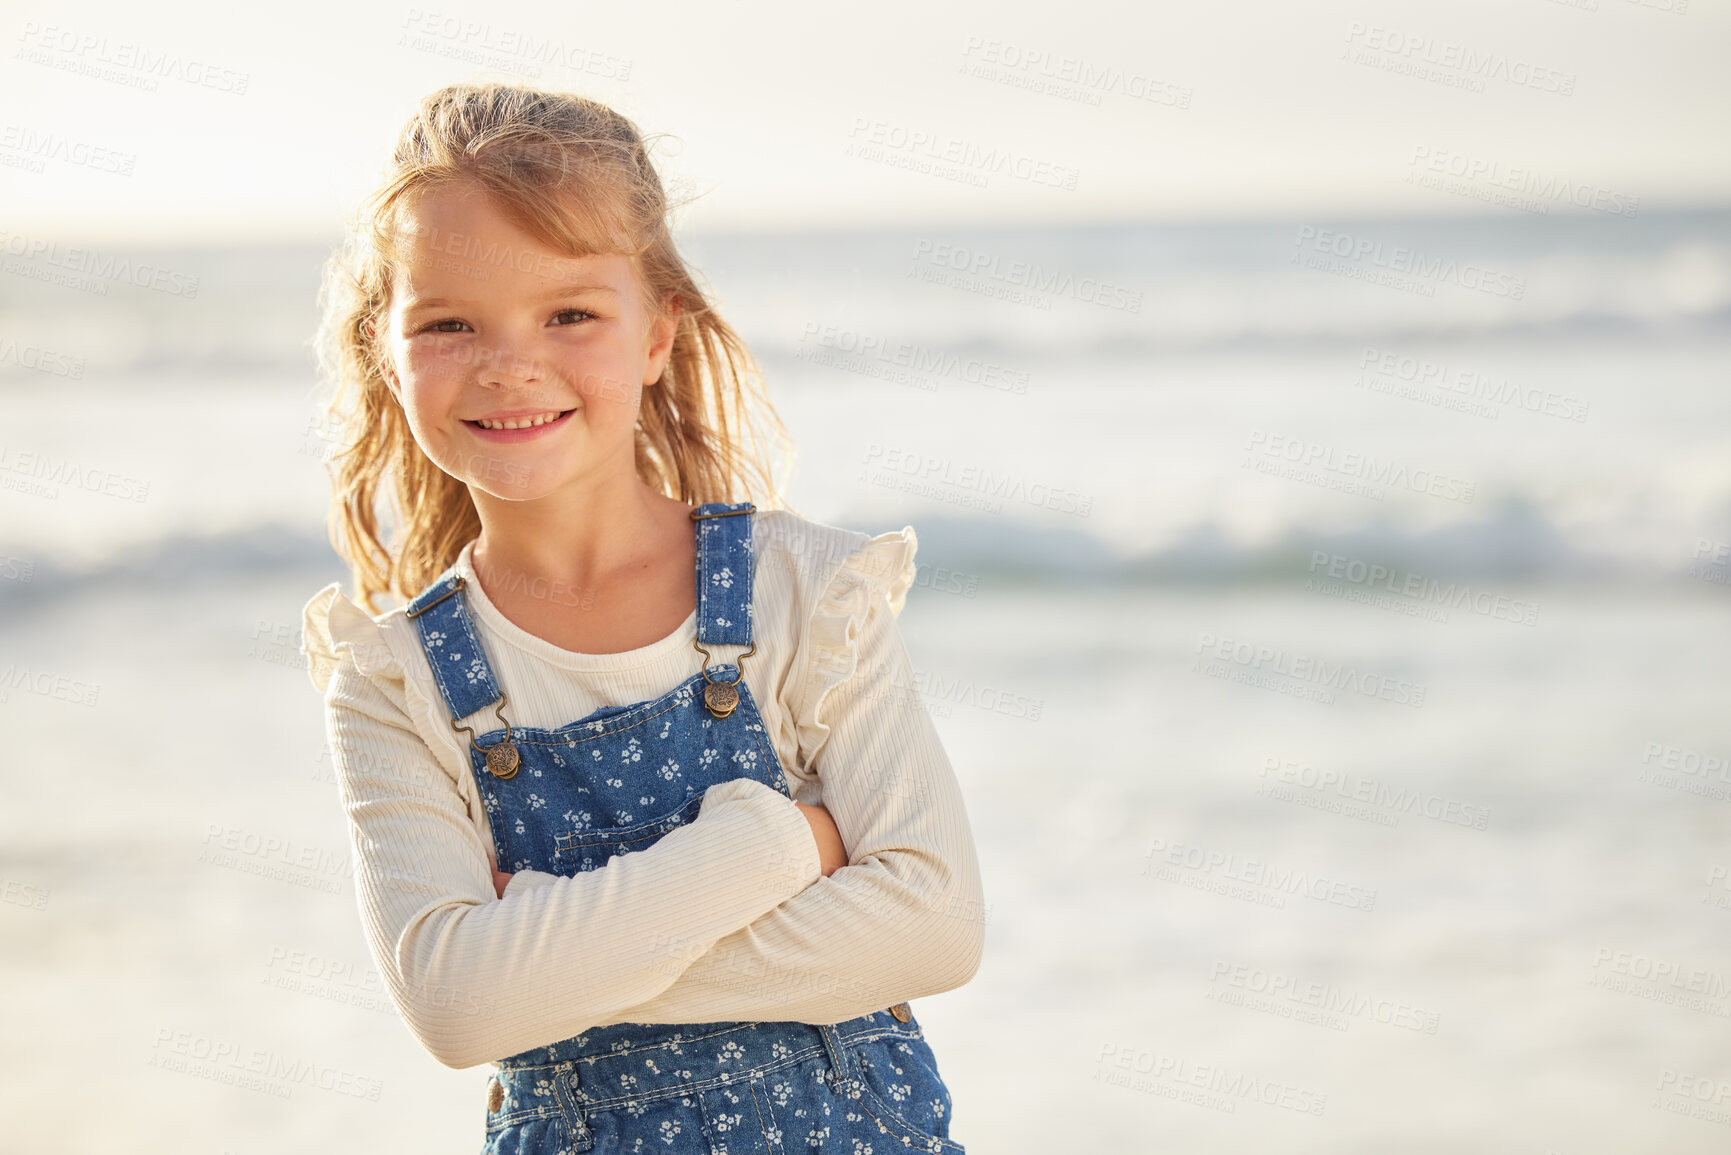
[469,464,681,588]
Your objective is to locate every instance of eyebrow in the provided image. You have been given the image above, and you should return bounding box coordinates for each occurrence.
[401,284,621,311]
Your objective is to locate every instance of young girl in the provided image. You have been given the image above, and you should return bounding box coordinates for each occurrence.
[300,83,984,1153]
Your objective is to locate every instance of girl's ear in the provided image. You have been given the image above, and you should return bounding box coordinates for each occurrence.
[367,316,403,399]
[642,293,681,387]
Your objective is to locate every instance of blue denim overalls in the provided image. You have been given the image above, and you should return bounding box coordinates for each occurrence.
[405,502,965,1154]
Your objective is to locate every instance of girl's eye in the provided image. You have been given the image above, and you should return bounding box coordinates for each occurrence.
[419,318,469,335]
[551,308,597,326]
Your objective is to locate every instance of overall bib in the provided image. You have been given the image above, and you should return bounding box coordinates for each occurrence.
[405,502,965,1155]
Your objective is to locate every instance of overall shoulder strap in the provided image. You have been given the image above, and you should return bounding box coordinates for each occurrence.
[403,569,506,724]
[691,502,755,646]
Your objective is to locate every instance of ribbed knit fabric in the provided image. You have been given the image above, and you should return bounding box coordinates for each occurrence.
[300,509,985,1070]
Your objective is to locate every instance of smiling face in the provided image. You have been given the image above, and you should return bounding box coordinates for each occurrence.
[379,181,677,503]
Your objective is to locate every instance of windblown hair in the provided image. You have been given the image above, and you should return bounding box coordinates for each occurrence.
[314,82,790,613]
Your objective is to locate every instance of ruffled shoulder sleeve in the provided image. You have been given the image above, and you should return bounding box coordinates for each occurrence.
[300,580,488,825]
[301,582,407,694]
[791,524,919,766]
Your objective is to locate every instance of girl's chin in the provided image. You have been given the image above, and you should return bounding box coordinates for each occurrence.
[468,482,559,503]
[444,447,614,502]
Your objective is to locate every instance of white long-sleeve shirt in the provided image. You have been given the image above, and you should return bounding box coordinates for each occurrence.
[300,509,985,1070]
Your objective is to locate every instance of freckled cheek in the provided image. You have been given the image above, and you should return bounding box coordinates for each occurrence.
[400,342,470,388]
[396,350,470,423]
[565,355,646,409]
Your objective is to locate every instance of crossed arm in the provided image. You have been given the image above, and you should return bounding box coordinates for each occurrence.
[492,588,987,1026]
[492,803,846,898]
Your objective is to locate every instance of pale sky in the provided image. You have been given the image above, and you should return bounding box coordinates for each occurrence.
[2,0,1728,244]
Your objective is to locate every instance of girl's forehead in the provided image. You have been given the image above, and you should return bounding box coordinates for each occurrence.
[387,183,639,293]
[386,241,639,306]
[397,180,507,228]
[394,180,629,247]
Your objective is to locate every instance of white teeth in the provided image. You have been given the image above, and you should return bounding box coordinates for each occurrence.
[474,411,564,430]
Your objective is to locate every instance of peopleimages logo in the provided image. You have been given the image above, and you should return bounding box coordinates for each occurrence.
[1242,429,1476,506]
[1342,22,1577,96]
[0,444,150,504]
[1207,960,1442,1034]
[957,37,1193,110]
[860,443,1093,517]
[1406,146,1640,219]
[846,117,1081,191]
[1636,740,1731,804]
[1355,345,1590,423]
[1144,836,1378,912]
[0,664,100,707]
[1092,1043,1327,1117]
[0,229,199,297]
[148,1027,383,1101]
[1305,550,1539,627]
[1193,630,1428,709]
[910,240,1143,312]
[0,335,85,378]
[1654,1069,1731,1129]
[397,9,634,82]
[798,322,1031,395]
[1257,756,1492,831]
[1588,947,1731,1017]
[0,123,137,175]
[1292,225,1526,300]
[15,22,252,95]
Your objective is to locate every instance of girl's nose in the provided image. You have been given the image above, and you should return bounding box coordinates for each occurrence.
[475,341,545,389]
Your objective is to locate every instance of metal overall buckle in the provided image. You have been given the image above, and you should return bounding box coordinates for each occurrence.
[692,639,754,719]
[452,693,521,779]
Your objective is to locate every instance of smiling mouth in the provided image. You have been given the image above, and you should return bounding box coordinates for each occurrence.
[465,409,575,431]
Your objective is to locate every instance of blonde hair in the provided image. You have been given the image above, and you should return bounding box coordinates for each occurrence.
[315,82,790,613]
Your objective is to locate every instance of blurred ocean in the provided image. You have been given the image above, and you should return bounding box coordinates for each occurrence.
[2,209,1730,1152]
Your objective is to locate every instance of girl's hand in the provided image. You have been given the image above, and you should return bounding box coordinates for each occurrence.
[795,802,848,877]
[492,868,513,899]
